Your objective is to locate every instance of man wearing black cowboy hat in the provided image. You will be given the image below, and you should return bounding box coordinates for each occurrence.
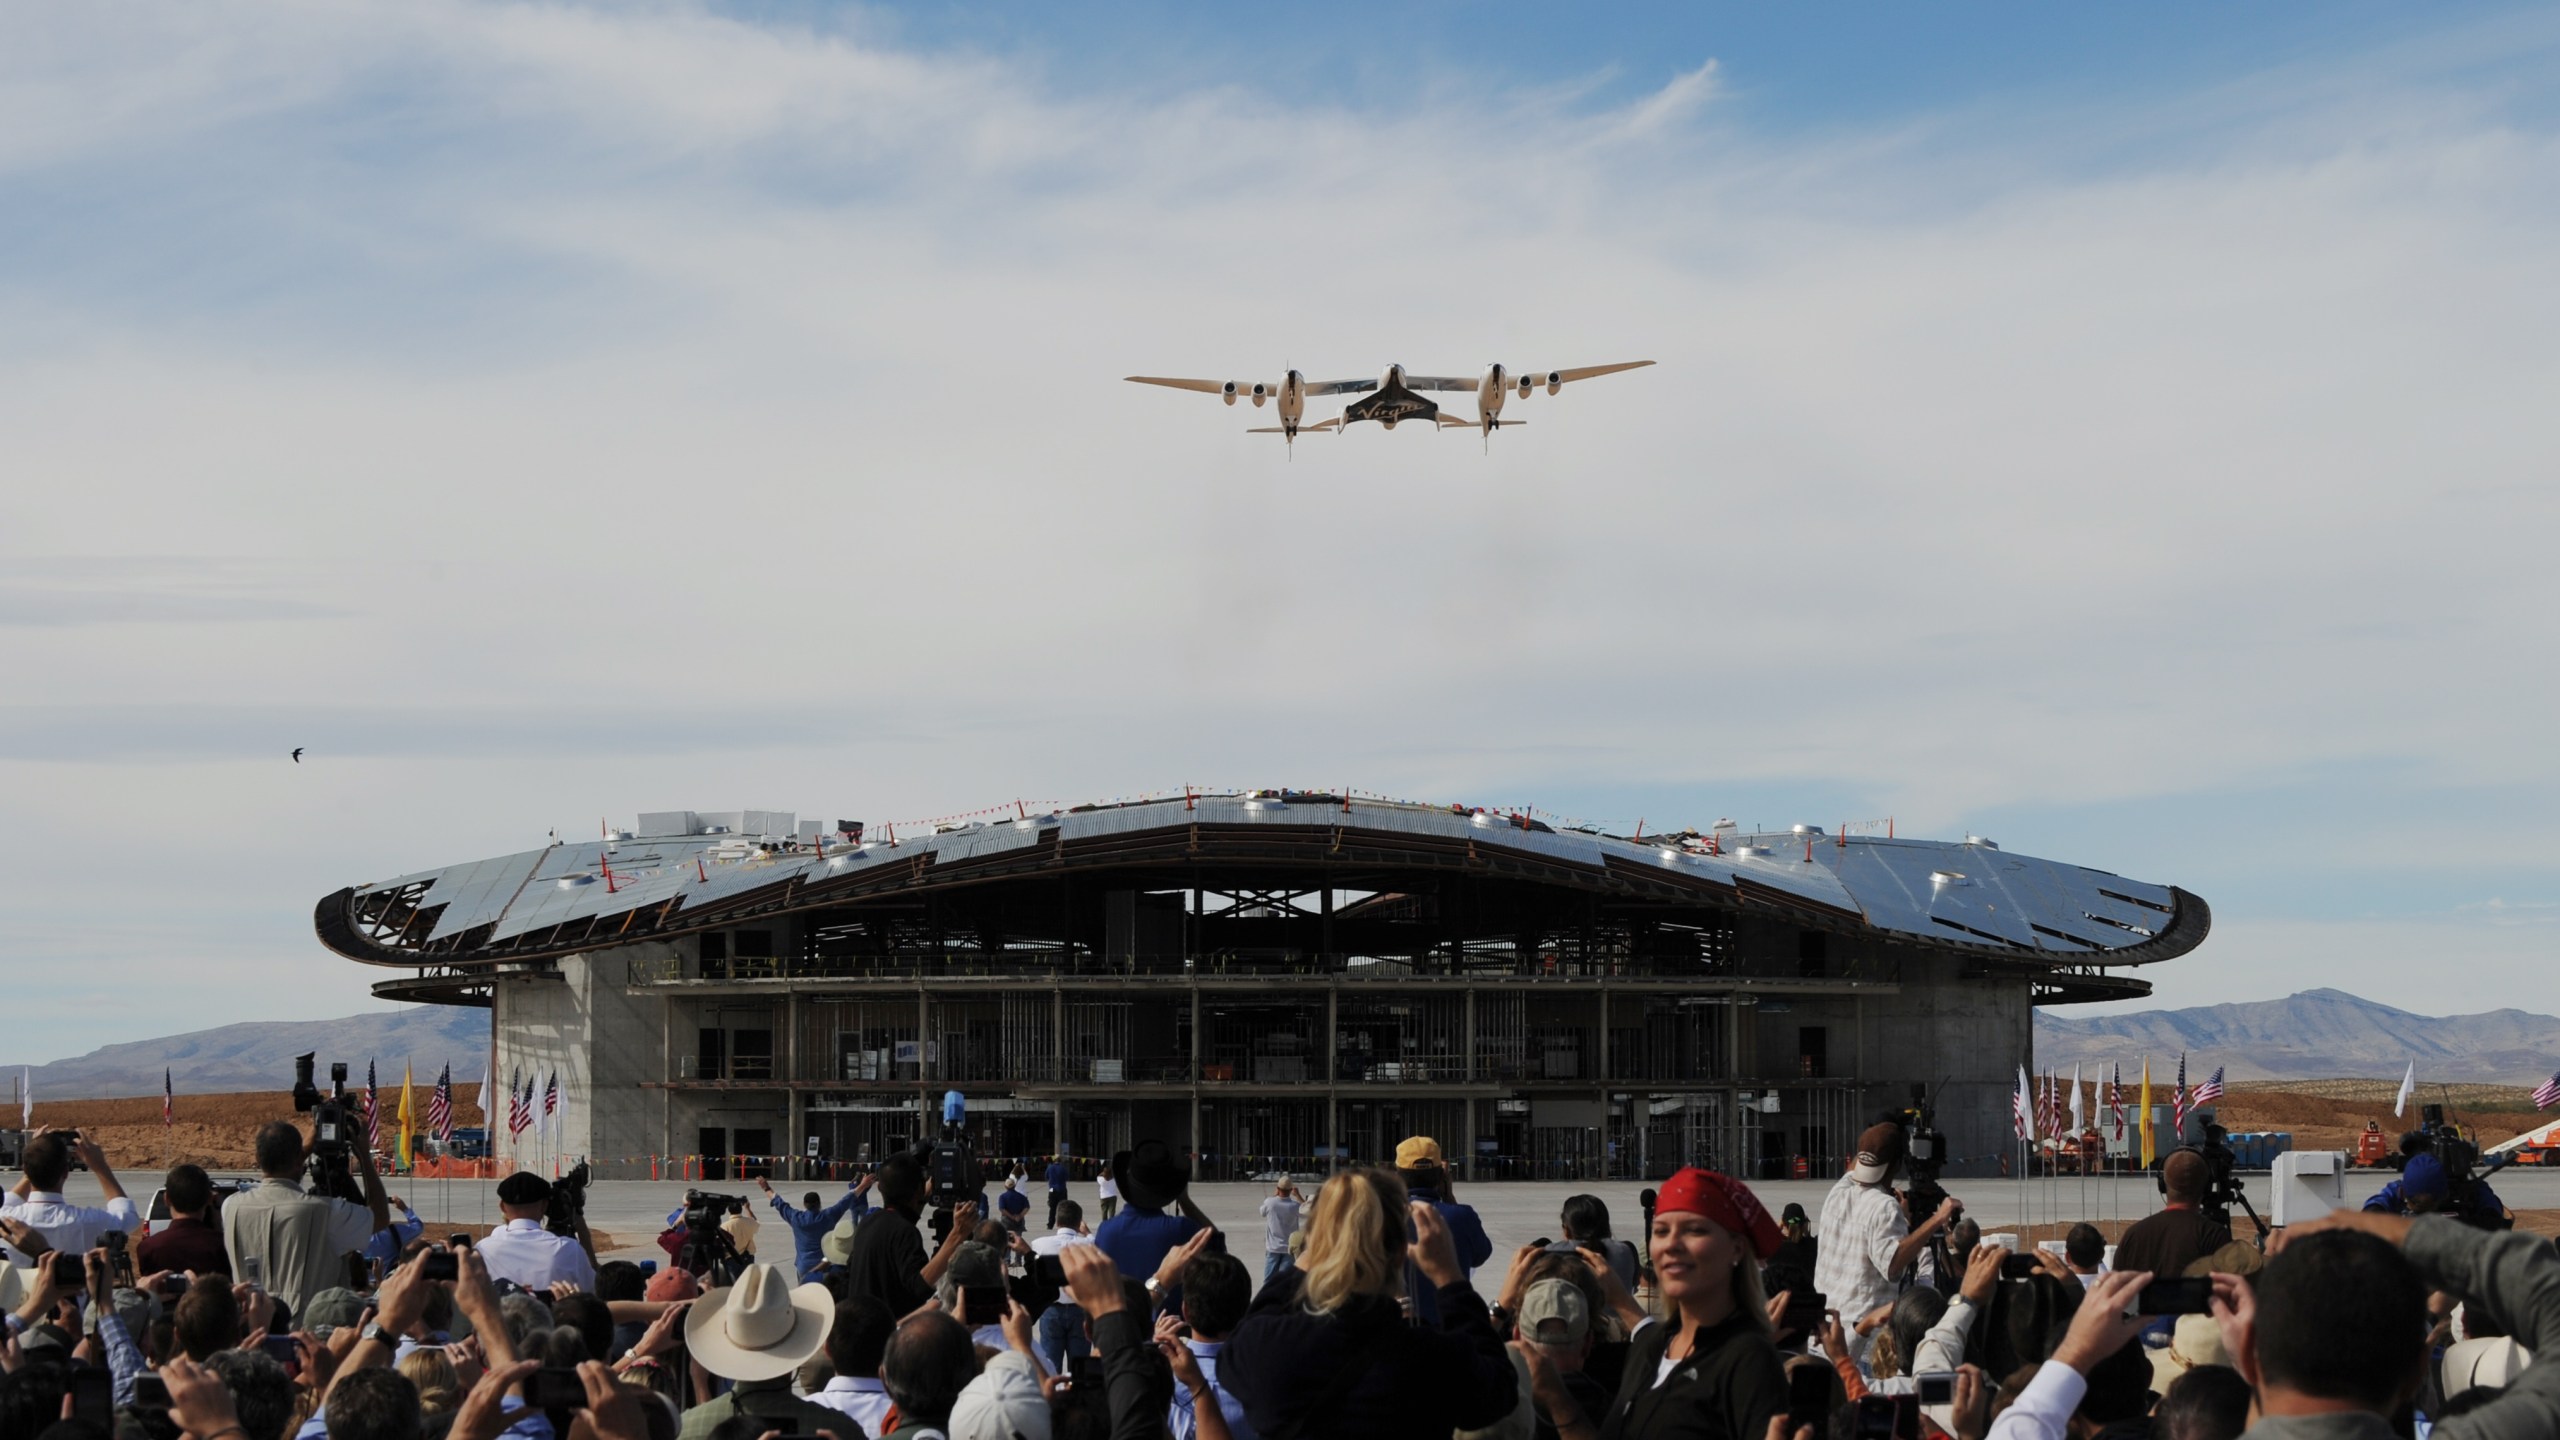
[1094,1139,1219,1308]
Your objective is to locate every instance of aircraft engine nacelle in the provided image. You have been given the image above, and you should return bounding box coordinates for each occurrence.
[1545,371,1563,395]
[1250,382,1270,408]
[1517,376,1535,399]
[1221,381,1238,406]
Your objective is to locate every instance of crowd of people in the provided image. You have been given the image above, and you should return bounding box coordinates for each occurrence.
[3,1111,2556,1440]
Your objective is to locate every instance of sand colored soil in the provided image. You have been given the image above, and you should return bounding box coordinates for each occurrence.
[31,1086,485,1172]
[2212,1082,2543,1154]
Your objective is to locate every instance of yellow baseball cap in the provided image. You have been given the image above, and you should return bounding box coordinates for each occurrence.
[1394,1136,1444,1168]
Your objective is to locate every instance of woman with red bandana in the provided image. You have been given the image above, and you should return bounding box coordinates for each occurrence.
[1522,1166,1790,1440]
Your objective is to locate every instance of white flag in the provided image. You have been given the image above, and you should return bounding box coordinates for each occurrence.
[18,1067,27,1128]
[2016,1064,2037,1141]
[2069,1064,2085,1134]
[2395,1061,2416,1118]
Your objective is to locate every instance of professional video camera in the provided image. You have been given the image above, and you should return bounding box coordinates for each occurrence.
[548,1161,591,1242]
[1886,1085,1962,1280]
[290,1053,367,1204]
[2413,1104,2515,1231]
[921,1089,982,1247]
[2189,1114,2267,1241]
[675,1188,751,1282]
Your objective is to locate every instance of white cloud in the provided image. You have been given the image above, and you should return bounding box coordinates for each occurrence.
[4,3,2558,1052]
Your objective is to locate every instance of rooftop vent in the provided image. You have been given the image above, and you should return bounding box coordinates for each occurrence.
[557,874,596,889]
[1965,835,1998,849]
[1931,870,1971,887]
[1792,824,1824,836]
[1733,845,1766,860]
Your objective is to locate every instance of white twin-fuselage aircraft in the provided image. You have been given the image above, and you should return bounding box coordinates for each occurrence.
[1126,361,1653,445]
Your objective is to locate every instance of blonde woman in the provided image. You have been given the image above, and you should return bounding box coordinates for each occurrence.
[1222,1166,1517,1438]
[398,1346,463,1416]
[1521,1166,1789,1440]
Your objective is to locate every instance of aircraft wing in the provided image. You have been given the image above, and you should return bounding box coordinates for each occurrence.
[1247,417,1344,434]
[1404,375,1482,393]
[1127,376,1251,395]
[1537,360,1654,385]
[1301,378,1378,396]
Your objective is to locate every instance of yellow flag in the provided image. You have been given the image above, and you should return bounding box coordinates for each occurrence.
[398,1064,415,1169]
[2139,1056,2155,1169]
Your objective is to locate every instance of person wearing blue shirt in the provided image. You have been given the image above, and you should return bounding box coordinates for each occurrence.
[1045,1156,1070,1228]
[1095,1139,1219,1307]
[361,1194,427,1278]
[756,1172,876,1281]
[2364,1151,2511,1230]
[1394,1135,1491,1326]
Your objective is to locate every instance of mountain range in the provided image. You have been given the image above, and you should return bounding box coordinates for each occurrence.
[3,1007,489,1101]
[2035,988,2560,1086]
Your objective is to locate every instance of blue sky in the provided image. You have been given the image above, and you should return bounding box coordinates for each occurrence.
[4,1,2558,1059]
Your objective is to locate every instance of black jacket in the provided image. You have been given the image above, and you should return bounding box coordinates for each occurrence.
[1597,1310,1787,1440]
[842,1206,934,1315]
[1222,1268,1517,1438]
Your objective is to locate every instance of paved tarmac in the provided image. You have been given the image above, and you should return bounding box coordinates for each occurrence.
[54,1167,2560,1297]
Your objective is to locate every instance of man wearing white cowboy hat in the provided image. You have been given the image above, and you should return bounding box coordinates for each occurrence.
[675,1261,848,1440]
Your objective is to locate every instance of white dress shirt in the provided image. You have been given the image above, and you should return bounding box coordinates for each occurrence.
[2,1190,142,1266]
[1029,1227,1097,1258]
[473,1217,595,1291]
[1985,1359,2086,1440]
[810,1375,893,1438]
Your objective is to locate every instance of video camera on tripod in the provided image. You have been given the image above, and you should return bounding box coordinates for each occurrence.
[290,1053,368,1203]
[2409,1103,2514,1231]
[2184,1112,2268,1242]
[922,1089,982,1247]
[675,1188,752,1283]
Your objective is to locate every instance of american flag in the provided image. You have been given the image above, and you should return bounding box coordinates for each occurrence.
[506,1066,528,1139]
[2192,1064,2226,1109]
[2013,1064,2033,1140]
[543,1071,559,1124]
[2533,1070,2560,1111]
[363,1060,383,1152]
[2108,1062,2126,1140]
[2039,1071,2058,1141]
[2170,1053,2192,1134]
[163,1067,173,1128]
[427,1063,453,1144]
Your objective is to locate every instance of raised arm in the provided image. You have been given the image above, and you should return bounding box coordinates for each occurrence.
[72,1133,130,1208]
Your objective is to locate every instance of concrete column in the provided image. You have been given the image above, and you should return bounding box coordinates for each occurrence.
[1595,985,1609,1085]
[660,995,674,1164]
[1189,982,1203,1174]
[784,994,799,1179]
[1325,986,1340,1174]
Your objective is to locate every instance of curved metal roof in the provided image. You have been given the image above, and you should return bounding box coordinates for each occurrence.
[315,791,2208,991]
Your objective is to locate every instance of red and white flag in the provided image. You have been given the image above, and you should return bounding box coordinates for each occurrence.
[428,1063,454,1144]
[363,1060,383,1153]
[2170,1053,2192,1134]
[163,1068,173,1128]
[2534,1071,2560,1111]
[2192,1065,2226,1109]
[2107,1063,2126,1140]
[2013,1064,2035,1142]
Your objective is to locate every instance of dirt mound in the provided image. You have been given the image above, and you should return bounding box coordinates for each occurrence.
[34,1086,486,1172]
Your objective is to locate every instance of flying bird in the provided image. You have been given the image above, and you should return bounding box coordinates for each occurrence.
[291,748,303,763]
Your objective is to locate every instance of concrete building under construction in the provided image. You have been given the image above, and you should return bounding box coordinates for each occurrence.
[314,790,2208,1181]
